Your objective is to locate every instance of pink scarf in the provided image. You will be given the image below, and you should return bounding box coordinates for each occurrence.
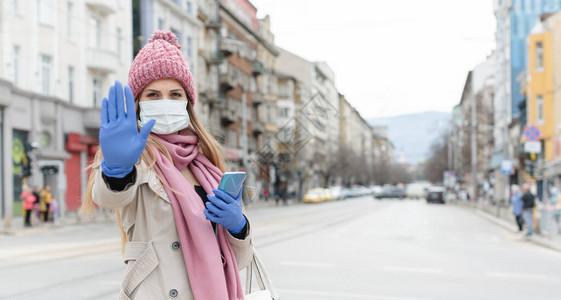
[151,129,243,300]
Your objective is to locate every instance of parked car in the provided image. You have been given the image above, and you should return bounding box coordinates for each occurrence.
[426,187,445,204]
[405,181,431,199]
[350,185,371,197]
[303,188,324,203]
[303,188,333,203]
[369,185,383,196]
[374,186,406,199]
[329,186,346,200]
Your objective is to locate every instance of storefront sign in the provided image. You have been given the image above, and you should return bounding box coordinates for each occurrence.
[524,141,542,153]
[501,159,513,174]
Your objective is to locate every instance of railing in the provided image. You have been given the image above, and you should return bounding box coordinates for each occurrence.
[83,107,101,129]
[204,50,224,64]
[252,60,264,76]
[221,107,237,124]
[252,121,265,134]
[251,92,264,105]
[86,48,118,73]
[85,0,116,14]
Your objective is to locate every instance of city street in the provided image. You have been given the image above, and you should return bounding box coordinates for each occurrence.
[1,197,560,300]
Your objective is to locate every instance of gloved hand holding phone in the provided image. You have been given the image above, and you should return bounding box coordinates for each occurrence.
[204,188,247,234]
[99,81,155,178]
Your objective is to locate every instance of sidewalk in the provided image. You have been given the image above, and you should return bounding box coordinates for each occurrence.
[0,210,113,236]
[451,199,561,252]
[1,198,298,236]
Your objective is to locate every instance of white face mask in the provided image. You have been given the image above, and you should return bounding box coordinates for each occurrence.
[138,100,190,134]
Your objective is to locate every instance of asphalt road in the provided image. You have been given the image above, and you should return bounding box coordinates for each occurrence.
[1,197,560,300]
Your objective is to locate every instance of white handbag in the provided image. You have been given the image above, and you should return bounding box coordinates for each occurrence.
[244,248,279,300]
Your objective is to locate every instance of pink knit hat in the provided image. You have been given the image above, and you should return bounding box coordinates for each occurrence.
[128,30,197,105]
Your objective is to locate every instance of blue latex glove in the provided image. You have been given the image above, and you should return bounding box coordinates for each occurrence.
[99,81,155,178]
[204,188,247,234]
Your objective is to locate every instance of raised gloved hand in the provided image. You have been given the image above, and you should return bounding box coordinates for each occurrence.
[204,188,247,234]
[99,81,155,178]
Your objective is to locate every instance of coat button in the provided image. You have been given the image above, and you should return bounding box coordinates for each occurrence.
[169,289,178,298]
[171,241,181,251]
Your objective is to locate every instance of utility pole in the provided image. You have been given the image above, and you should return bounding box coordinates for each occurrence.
[241,91,248,174]
[471,94,478,203]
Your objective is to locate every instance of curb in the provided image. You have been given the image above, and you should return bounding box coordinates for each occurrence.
[0,217,113,236]
[452,201,561,253]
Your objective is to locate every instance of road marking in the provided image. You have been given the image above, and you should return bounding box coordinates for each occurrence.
[277,289,433,300]
[383,266,444,274]
[487,272,547,280]
[280,261,335,268]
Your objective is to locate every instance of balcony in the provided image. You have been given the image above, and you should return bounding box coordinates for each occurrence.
[83,107,101,129]
[218,38,238,56]
[201,90,223,106]
[86,48,118,73]
[204,50,224,65]
[219,71,237,90]
[85,0,116,15]
[252,121,264,134]
[252,60,264,76]
[205,18,221,30]
[251,92,264,106]
[221,108,237,125]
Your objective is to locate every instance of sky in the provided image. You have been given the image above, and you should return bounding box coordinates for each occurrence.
[250,0,496,120]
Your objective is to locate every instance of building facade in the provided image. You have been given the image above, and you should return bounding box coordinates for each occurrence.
[0,0,132,226]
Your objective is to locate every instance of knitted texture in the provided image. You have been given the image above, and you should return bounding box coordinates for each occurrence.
[128,30,197,105]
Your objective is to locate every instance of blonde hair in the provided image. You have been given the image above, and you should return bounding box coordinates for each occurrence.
[80,100,226,253]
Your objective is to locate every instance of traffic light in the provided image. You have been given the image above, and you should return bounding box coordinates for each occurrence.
[22,154,32,177]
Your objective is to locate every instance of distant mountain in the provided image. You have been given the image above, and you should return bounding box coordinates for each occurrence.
[368,111,451,165]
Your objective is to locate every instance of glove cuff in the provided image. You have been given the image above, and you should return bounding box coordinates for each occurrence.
[228,215,247,234]
[101,160,134,178]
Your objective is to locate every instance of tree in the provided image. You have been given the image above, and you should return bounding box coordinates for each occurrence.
[424,130,450,183]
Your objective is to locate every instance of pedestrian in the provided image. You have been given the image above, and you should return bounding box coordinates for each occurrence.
[521,183,536,236]
[32,186,41,225]
[20,186,35,227]
[50,196,59,226]
[39,185,52,222]
[80,30,252,300]
[510,185,524,231]
[263,187,270,201]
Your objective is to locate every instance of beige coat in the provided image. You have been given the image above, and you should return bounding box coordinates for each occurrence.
[93,163,253,300]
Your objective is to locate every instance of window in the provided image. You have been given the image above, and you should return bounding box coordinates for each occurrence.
[536,41,544,71]
[90,17,101,48]
[117,28,122,61]
[14,0,20,13]
[266,76,271,94]
[67,2,73,40]
[278,83,288,97]
[92,77,102,107]
[68,66,74,103]
[279,107,289,118]
[158,18,164,30]
[40,55,51,94]
[267,105,271,123]
[13,46,20,87]
[227,129,237,147]
[171,28,182,47]
[172,0,181,7]
[186,36,192,58]
[187,1,193,15]
[536,95,544,124]
[37,0,54,25]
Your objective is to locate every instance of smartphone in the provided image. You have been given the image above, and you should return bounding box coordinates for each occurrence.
[218,172,246,198]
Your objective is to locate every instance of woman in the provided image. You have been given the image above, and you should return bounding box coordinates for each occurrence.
[510,184,524,232]
[21,186,35,227]
[81,30,252,300]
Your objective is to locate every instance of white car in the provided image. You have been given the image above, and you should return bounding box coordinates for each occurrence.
[329,186,346,200]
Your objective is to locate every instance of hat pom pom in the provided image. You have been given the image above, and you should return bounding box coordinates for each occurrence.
[148,30,182,49]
